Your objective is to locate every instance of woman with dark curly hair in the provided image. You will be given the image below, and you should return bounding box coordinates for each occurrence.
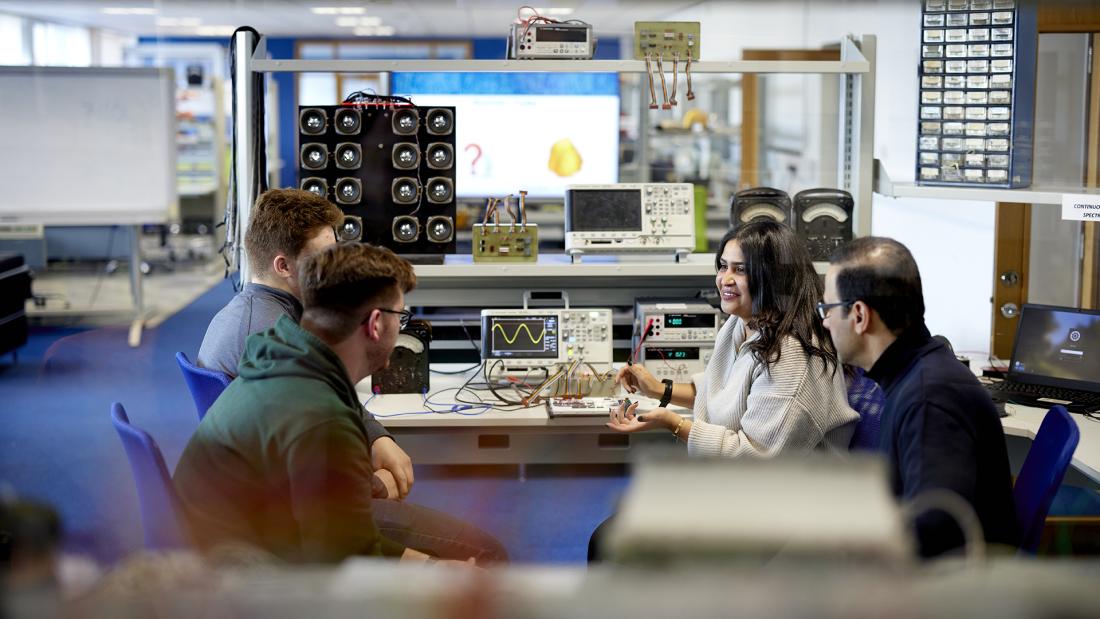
[608,220,858,456]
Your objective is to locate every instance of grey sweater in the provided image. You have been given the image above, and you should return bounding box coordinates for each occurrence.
[196,282,393,445]
[687,316,858,458]
[198,283,302,377]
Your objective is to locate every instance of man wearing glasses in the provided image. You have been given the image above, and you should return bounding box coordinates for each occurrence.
[195,189,421,539]
[175,243,506,565]
[819,236,1018,559]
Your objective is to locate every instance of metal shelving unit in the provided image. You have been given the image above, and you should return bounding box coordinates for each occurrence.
[231,31,877,291]
[874,158,1100,204]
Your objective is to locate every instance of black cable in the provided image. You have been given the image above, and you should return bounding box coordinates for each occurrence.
[343,91,414,106]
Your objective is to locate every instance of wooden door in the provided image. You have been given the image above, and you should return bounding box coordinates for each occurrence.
[992,6,1100,358]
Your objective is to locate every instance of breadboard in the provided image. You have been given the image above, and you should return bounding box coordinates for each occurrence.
[472,223,538,262]
[633,22,700,61]
[547,396,625,417]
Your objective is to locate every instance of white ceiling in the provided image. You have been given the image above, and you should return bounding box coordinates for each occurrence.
[0,0,707,38]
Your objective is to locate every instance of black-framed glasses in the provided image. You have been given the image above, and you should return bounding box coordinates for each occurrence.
[365,307,413,329]
[816,301,854,320]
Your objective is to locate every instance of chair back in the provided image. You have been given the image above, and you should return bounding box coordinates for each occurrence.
[1014,405,1080,553]
[846,366,885,451]
[175,351,230,421]
[110,402,189,551]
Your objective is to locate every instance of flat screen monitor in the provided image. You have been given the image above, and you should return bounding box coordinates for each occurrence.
[391,72,620,199]
[482,313,560,360]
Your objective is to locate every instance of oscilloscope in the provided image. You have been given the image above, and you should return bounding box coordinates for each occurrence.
[480,308,614,372]
[564,183,695,261]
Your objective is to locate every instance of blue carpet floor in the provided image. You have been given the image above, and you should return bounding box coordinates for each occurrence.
[0,279,627,565]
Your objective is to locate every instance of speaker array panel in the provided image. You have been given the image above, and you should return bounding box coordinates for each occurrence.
[297,105,456,254]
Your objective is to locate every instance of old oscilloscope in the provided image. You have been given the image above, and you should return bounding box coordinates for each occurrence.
[564,183,695,261]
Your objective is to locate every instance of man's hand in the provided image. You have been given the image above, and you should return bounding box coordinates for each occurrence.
[372,437,414,499]
[372,469,399,500]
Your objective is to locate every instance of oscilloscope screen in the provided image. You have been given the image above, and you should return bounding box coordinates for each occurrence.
[483,315,560,359]
[567,190,642,232]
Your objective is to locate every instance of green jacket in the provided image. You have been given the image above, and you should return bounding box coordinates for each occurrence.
[173,314,404,562]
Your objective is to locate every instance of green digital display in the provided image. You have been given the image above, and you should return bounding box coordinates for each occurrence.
[664,313,711,328]
[647,346,700,360]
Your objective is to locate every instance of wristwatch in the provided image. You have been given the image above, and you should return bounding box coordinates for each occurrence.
[658,379,674,408]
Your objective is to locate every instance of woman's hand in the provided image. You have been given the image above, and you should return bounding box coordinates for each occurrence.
[616,364,663,399]
[607,401,676,434]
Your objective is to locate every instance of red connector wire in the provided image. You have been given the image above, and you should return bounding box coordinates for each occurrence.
[630,318,656,365]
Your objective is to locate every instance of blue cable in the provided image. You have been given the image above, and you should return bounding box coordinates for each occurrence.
[362,386,492,418]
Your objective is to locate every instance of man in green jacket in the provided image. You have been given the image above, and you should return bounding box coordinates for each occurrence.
[174,243,505,564]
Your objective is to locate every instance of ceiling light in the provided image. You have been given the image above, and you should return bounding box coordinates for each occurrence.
[156,17,202,27]
[335,16,382,27]
[195,25,237,36]
[311,7,367,15]
[101,7,158,15]
[354,25,395,37]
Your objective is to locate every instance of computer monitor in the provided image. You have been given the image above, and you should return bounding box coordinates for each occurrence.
[1009,304,1100,390]
[391,72,620,199]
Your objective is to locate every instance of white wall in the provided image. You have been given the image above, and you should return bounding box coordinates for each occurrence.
[668,0,996,353]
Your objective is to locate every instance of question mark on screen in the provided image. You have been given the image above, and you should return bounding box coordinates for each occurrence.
[465,143,482,176]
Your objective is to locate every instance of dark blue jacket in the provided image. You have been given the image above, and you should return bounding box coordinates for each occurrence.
[868,324,1019,557]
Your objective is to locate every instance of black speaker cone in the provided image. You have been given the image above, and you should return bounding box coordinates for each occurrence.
[300,177,328,197]
[334,108,361,134]
[338,215,363,242]
[301,143,328,170]
[299,108,326,135]
[425,215,454,243]
[392,143,420,170]
[425,108,454,135]
[392,216,419,243]
[425,143,454,170]
[335,178,362,204]
[426,177,454,204]
[391,178,420,205]
[392,108,419,135]
[335,143,362,169]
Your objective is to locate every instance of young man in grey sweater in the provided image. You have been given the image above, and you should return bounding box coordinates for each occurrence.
[197,188,342,378]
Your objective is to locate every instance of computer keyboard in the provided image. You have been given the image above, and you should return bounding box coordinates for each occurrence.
[987,380,1100,407]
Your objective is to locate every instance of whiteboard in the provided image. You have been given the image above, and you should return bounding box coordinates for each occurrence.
[0,66,176,225]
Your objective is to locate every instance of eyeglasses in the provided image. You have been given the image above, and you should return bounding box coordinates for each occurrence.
[816,300,854,320]
[378,307,413,329]
[363,307,413,332]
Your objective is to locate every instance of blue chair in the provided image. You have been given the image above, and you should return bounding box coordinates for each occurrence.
[110,402,189,551]
[175,351,230,421]
[1014,405,1080,554]
[846,366,884,451]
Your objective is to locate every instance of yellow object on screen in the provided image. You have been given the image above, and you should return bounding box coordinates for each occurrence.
[548,138,583,177]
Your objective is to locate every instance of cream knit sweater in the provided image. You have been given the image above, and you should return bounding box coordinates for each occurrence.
[686,316,858,458]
